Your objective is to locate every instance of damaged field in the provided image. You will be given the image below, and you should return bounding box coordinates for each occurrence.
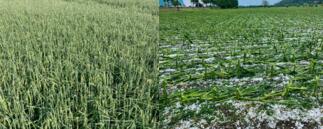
[160,8,323,128]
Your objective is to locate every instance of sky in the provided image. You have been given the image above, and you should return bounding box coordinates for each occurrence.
[239,0,282,6]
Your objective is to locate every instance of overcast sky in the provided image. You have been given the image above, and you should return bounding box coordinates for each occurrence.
[239,0,282,6]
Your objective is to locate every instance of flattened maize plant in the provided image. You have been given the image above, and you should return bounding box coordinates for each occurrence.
[160,7,323,128]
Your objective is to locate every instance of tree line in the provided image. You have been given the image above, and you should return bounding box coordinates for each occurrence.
[164,0,238,8]
[200,0,238,8]
[275,0,323,6]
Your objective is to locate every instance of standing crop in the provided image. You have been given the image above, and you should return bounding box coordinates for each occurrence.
[0,0,158,128]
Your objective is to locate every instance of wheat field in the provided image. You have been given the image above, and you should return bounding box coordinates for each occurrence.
[0,0,158,128]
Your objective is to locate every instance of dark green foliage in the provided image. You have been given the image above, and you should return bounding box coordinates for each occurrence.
[275,0,323,6]
[202,0,212,5]
[191,0,200,7]
[211,0,238,8]
[172,0,180,6]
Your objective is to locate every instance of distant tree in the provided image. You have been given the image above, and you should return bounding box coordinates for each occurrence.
[232,0,239,7]
[262,0,269,7]
[275,0,323,7]
[202,0,212,7]
[313,0,319,6]
[172,0,181,11]
[211,0,238,8]
[163,0,169,7]
[163,0,180,8]
[196,2,204,7]
[191,0,199,7]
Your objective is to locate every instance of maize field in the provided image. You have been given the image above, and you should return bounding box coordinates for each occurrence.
[160,7,323,129]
